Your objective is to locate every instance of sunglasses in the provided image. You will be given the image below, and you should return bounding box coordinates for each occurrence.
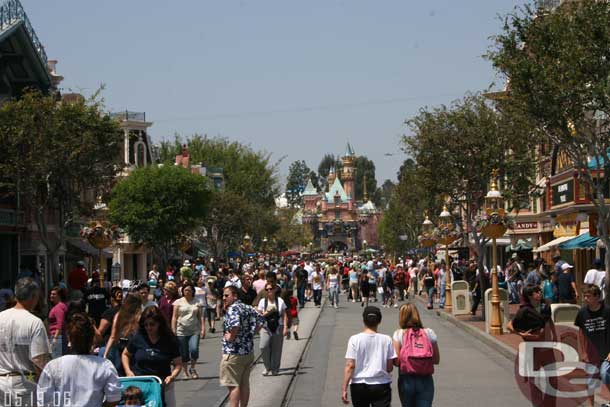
[265,288,274,291]
[223,294,231,298]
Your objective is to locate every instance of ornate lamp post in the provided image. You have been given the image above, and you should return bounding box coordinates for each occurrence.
[418,212,437,249]
[435,204,460,310]
[480,170,508,335]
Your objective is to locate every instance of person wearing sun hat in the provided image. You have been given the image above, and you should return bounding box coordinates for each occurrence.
[557,262,578,303]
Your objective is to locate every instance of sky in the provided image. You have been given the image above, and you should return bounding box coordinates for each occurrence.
[25,0,525,185]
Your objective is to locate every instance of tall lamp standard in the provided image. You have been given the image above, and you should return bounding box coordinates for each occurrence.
[418,212,438,273]
[436,205,459,310]
[480,170,508,335]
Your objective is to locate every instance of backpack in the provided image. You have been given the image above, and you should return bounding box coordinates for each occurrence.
[264,298,280,333]
[400,328,434,376]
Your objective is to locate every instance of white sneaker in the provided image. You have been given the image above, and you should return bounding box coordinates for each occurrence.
[351,300,356,303]
[394,304,398,308]
[334,304,338,309]
[262,370,271,376]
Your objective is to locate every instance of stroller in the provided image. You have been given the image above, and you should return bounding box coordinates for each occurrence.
[118,376,163,407]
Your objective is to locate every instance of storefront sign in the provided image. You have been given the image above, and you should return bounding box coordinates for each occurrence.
[552,180,574,206]
[554,213,579,237]
[515,222,538,230]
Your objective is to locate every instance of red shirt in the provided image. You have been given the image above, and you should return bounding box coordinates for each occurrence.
[288,296,298,318]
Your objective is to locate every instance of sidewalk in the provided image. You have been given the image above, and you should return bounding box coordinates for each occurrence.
[174,301,323,407]
[416,294,610,405]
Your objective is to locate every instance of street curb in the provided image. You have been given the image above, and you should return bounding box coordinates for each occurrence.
[281,299,327,407]
[414,295,517,361]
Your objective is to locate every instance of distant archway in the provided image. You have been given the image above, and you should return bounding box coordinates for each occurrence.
[327,241,348,253]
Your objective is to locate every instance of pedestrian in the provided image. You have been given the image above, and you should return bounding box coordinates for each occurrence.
[220,285,265,407]
[47,286,68,359]
[206,278,219,333]
[180,260,194,282]
[257,282,288,376]
[98,287,123,358]
[557,263,578,303]
[507,285,557,406]
[349,266,360,303]
[341,306,397,406]
[542,269,555,306]
[84,273,109,324]
[368,266,379,303]
[437,261,447,309]
[327,266,341,308]
[37,312,122,407]
[507,256,522,304]
[122,306,182,407]
[148,264,160,282]
[312,265,324,307]
[392,303,439,407]
[423,267,436,310]
[584,259,606,298]
[253,269,267,294]
[574,285,610,407]
[239,273,257,305]
[296,263,308,308]
[68,261,88,299]
[172,280,205,379]
[394,265,407,302]
[0,278,49,406]
[383,267,396,308]
[359,271,370,308]
[159,281,179,323]
[103,293,142,375]
[284,290,300,340]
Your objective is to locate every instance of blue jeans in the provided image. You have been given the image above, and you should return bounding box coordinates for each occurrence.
[178,334,200,363]
[439,283,446,308]
[329,286,339,305]
[427,287,435,308]
[297,285,306,307]
[508,281,519,304]
[398,374,434,407]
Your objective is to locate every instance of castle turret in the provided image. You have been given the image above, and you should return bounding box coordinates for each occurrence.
[327,166,337,188]
[341,142,355,201]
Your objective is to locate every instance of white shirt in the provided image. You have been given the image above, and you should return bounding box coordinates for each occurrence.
[37,355,121,407]
[195,286,208,308]
[344,332,397,385]
[312,271,324,290]
[0,308,49,374]
[584,268,606,288]
[257,297,287,326]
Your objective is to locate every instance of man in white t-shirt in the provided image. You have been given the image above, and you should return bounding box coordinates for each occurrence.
[342,306,396,406]
[584,258,606,298]
[0,278,50,407]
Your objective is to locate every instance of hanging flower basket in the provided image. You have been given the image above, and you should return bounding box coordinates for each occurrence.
[80,221,121,249]
[476,213,513,239]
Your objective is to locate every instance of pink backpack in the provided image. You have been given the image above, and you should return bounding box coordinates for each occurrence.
[400,328,434,375]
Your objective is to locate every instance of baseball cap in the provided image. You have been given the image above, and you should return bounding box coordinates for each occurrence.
[594,258,603,267]
[561,263,574,271]
[363,306,382,325]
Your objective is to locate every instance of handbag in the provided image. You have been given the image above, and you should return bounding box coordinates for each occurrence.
[377,286,384,294]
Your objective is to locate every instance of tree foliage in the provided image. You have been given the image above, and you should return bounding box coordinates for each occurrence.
[488,0,610,296]
[285,160,312,208]
[109,165,211,265]
[273,208,314,252]
[317,154,342,191]
[0,90,123,282]
[354,155,378,202]
[403,94,539,289]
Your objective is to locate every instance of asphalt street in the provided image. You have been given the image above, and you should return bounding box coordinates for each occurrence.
[286,297,533,407]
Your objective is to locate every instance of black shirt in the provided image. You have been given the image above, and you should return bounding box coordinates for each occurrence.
[557,272,576,300]
[100,305,120,343]
[574,304,610,364]
[423,274,435,290]
[239,287,257,306]
[85,286,109,320]
[296,268,308,288]
[126,332,180,380]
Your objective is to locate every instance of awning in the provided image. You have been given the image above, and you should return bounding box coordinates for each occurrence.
[533,231,587,252]
[67,238,112,258]
[484,237,511,246]
[505,238,533,253]
[559,232,598,250]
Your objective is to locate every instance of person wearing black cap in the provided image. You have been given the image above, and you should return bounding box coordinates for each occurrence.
[341,306,397,406]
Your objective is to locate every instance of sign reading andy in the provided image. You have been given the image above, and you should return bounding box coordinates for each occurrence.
[514,326,605,407]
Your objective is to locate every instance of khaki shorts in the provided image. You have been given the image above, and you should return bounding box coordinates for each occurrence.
[219,353,255,388]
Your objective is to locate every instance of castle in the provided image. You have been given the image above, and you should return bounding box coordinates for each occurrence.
[302,143,381,252]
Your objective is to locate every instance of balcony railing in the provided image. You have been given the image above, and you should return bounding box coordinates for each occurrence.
[0,0,47,66]
[110,110,146,122]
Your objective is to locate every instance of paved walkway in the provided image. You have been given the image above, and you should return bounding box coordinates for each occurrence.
[287,295,533,407]
[174,302,323,407]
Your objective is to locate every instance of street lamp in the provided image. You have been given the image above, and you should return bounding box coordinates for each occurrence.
[480,170,508,335]
[435,204,459,310]
[418,212,437,248]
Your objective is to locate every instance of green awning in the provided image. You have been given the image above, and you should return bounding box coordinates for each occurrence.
[505,238,533,253]
[559,232,598,250]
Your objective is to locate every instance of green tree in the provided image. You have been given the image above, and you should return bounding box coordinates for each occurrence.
[108,165,211,267]
[404,94,538,297]
[273,208,313,252]
[285,160,312,207]
[488,0,610,296]
[354,155,378,202]
[318,154,342,191]
[0,90,122,283]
